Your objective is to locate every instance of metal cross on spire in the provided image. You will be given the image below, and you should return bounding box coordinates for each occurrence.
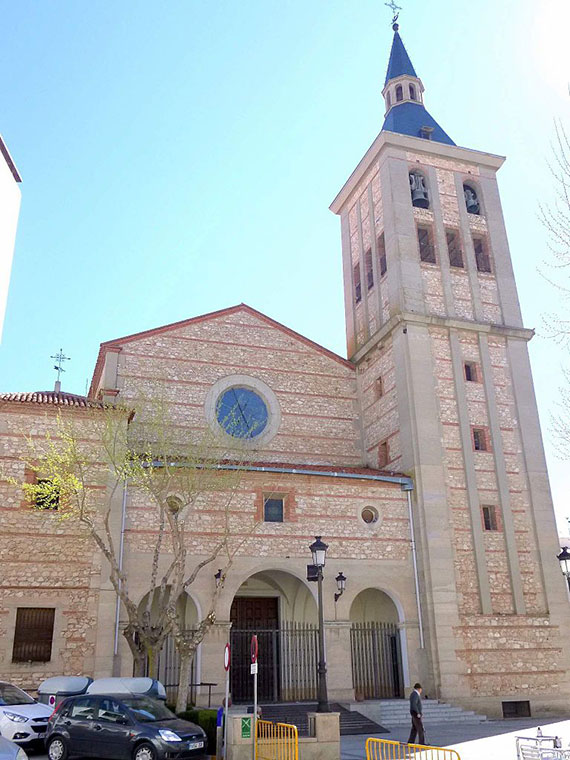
[385,0,402,29]
[50,348,71,390]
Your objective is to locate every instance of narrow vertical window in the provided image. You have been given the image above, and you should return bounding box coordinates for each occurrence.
[482,505,498,531]
[354,263,362,303]
[374,376,384,399]
[365,248,374,290]
[386,91,391,108]
[464,184,481,215]
[472,427,489,452]
[464,362,478,382]
[378,441,389,468]
[377,233,387,276]
[396,85,403,102]
[409,83,416,100]
[446,229,463,268]
[417,226,436,263]
[473,236,492,273]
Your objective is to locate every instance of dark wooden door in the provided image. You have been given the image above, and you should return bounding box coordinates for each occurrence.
[230,597,279,703]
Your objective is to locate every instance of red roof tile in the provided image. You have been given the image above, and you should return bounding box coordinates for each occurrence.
[0,391,106,408]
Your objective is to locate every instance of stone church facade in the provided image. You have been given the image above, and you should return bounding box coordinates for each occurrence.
[2,27,569,718]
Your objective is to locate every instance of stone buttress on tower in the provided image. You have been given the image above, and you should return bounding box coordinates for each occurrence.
[330,24,570,715]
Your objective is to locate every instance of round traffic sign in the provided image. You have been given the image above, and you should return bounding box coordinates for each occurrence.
[250,634,258,663]
[224,643,231,671]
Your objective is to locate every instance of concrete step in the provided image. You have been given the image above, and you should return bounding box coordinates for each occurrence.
[346,699,487,726]
[258,702,389,736]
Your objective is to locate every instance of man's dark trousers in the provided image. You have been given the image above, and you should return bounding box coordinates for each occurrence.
[408,713,425,745]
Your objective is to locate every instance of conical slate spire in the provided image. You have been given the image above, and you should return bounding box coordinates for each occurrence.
[384,30,417,86]
[381,25,455,146]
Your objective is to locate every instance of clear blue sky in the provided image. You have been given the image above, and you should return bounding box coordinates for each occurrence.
[1,0,569,532]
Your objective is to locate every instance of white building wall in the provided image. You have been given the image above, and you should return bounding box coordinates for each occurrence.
[0,135,22,343]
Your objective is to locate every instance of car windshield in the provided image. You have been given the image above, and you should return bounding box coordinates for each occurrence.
[0,683,35,706]
[121,697,175,723]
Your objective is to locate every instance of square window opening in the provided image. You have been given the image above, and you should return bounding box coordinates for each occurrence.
[464,362,478,382]
[502,701,531,719]
[35,478,60,510]
[264,496,284,523]
[12,607,55,663]
[378,441,389,469]
[374,376,384,400]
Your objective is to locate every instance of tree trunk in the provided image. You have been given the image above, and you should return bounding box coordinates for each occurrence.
[175,651,194,713]
[147,647,159,680]
[132,652,146,677]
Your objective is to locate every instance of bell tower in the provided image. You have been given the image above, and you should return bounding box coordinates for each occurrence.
[330,22,570,715]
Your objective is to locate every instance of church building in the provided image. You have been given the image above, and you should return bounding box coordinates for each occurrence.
[2,24,569,719]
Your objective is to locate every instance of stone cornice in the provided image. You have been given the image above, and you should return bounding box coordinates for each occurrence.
[350,312,534,364]
[330,132,506,215]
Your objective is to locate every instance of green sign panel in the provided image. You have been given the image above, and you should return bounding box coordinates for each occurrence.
[241,717,252,739]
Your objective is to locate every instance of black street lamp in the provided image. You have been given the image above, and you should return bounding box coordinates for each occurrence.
[557,547,570,591]
[309,536,330,713]
[334,572,347,603]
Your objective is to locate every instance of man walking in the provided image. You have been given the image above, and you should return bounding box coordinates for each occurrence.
[408,682,425,745]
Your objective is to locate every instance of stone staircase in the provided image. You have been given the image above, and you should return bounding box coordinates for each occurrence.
[258,702,387,736]
[347,699,487,727]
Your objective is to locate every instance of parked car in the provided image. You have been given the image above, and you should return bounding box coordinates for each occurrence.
[46,693,207,760]
[0,682,51,747]
[0,737,28,760]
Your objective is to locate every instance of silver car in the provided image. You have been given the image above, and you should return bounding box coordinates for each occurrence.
[0,737,28,760]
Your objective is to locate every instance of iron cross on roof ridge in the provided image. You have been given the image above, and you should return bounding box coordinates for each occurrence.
[50,348,71,390]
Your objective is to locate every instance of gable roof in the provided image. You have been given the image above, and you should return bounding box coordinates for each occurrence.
[89,303,353,396]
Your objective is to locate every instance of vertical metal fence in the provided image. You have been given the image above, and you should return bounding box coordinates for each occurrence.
[350,622,404,699]
[231,623,318,703]
[142,633,196,705]
[366,738,462,760]
[256,720,298,760]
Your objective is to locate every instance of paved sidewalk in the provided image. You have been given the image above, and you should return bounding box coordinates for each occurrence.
[341,718,570,760]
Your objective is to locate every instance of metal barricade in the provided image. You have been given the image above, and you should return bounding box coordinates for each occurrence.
[516,736,570,760]
[255,719,298,760]
[366,737,462,760]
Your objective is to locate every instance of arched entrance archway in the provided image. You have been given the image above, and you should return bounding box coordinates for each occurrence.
[349,589,404,699]
[137,589,200,702]
[230,570,318,703]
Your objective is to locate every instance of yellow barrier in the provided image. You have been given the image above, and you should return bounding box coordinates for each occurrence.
[255,719,299,760]
[366,737,462,760]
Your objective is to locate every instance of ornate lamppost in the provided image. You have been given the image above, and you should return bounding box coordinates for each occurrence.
[557,547,570,592]
[309,536,330,713]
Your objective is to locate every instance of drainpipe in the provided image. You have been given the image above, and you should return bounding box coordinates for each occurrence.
[405,487,425,649]
[113,480,128,665]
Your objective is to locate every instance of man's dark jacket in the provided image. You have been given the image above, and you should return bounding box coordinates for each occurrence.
[409,690,422,716]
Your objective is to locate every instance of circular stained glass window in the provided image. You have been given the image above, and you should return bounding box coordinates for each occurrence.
[216,387,269,439]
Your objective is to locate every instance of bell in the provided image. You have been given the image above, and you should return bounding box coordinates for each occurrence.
[466,195,480,215]
[411,187,429,209]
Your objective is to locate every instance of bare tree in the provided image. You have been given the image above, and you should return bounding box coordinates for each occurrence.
[541,121,570,460]
[7,393,260,708]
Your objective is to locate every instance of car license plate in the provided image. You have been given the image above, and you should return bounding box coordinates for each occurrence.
[188,740,204,750]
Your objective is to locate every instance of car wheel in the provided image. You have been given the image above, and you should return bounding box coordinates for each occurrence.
[47,736,69,760]
[133,742,157,760]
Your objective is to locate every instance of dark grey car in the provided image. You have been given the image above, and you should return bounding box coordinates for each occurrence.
[46,694,206,760]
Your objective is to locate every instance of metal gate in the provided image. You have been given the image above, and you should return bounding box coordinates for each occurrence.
[350,622,404,699]
[256,720,298,760]
[142,633,197,704]
[231,622,318,703]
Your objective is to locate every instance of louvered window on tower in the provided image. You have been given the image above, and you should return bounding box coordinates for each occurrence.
[378,233,387,276]
[396,85,403,102]
[12,607,55,662]
[473,236,492,273]
[365,249,374,290]
[353,263,362,303]
[446,229,463,268]
[417,226,436,263]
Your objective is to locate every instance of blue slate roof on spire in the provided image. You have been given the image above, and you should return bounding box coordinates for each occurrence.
[384,31,417,85]
[382,102,455,146]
